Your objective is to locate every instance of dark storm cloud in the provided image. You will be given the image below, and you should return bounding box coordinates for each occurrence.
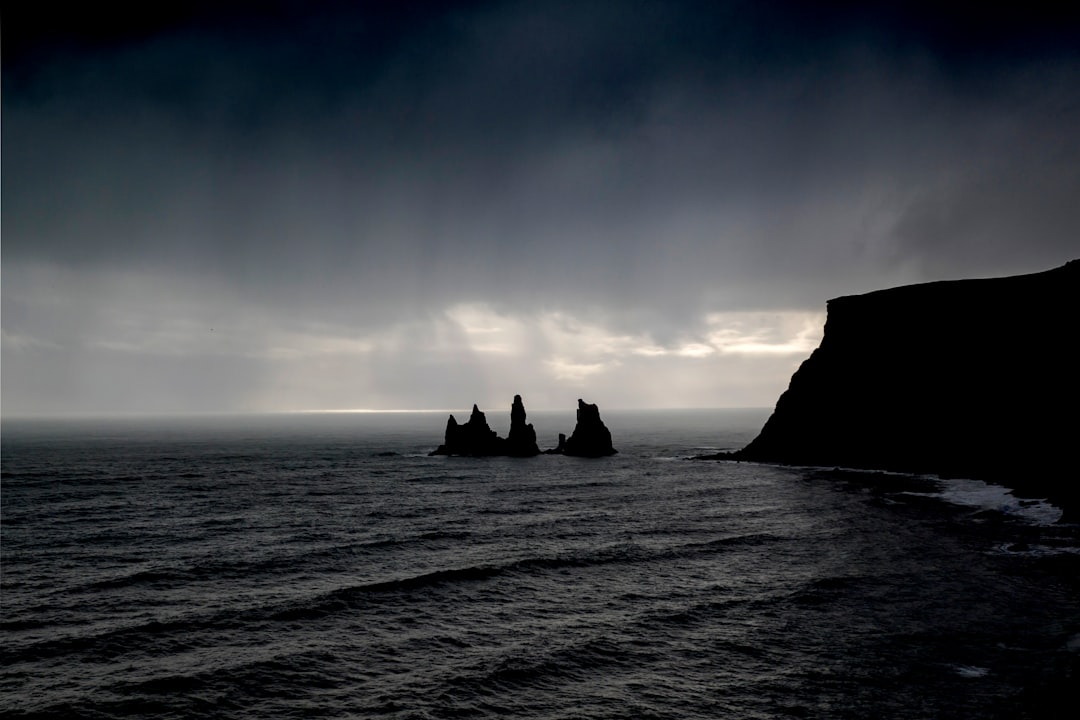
[4,1,1079,413]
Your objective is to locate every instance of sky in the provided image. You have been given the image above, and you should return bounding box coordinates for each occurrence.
[3,1,1079,416]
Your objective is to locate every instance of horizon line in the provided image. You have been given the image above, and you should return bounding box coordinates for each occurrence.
[0,406,774,421]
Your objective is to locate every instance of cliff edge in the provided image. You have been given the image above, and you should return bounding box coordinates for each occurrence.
[726,260,1079,519]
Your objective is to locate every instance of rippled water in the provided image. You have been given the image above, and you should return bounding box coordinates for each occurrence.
[3,409,1078,719]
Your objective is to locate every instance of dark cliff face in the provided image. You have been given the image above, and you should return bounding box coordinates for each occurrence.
[736,260,1079,517]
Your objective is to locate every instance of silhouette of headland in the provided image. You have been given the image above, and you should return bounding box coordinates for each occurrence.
[698,259,1080,521]
[430,396,616,457]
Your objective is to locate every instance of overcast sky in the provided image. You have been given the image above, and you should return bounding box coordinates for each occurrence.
[4,1,1079,416]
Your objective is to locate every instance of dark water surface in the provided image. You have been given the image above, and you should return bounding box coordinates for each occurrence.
[3,410,1078,719]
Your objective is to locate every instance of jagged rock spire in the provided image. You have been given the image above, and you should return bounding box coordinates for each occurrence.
[506,394,540,457]
[562,399,617,457]
[430,395,616,458]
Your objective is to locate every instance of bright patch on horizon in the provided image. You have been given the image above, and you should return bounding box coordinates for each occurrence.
[705,312,824,355]
[545,358,610,382]
[676,343,715,358]
[445,303,528,355]
[631,345,669,357]
[439,304,822,385]
[537,312,647,357]
[1,268,826,414]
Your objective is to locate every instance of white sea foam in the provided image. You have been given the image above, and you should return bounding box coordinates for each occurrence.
[938,478,1063,526]
[951,665,990,678]
[903,477,1063,526]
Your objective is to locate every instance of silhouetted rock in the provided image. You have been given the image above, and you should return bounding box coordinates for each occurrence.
[506,394,541,457]
[562,399,617,457]
[431,396,617,458]
[429,404,506,456]
[707,260,1079,520]
[543,433,568,455]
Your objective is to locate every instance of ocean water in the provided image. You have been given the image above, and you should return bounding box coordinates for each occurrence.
[2,408,1078,719]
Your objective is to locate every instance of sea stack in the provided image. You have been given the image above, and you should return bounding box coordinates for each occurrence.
[431,396,617,458]
[506,394,541,457]
[429,404,506,456]
[717,260,1079,519]
[562,399,618,457]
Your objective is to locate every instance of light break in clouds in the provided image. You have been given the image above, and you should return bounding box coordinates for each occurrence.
[3,1,1078,415]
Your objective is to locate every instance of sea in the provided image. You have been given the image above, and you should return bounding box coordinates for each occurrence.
[2,408,1078,719]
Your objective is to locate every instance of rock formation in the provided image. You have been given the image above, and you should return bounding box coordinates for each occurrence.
[562,399,618,457]
[430,396,617,458]
[543,433,568,455]
[430,396,541,457]
[704,260,1079,519]
[506,394,541,457]
[429,404,506,456]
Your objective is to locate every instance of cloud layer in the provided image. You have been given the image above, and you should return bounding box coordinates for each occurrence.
[4,1,1078,414]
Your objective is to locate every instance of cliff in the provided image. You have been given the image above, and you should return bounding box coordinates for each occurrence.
[730,260,1079,518]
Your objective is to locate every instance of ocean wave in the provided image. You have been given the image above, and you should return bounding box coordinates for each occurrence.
[6,415,1080,719]
[266,534,779,624]
[439,634,640,702]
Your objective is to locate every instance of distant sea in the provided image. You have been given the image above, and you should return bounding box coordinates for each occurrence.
[3,409,1078,719]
